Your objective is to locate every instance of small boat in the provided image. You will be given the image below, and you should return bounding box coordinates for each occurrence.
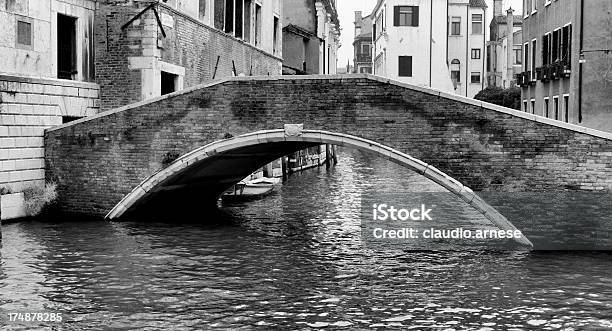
[221,177,279,202]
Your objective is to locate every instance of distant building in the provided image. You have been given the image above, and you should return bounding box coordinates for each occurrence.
[370,0,486,98]
[517,0,612,132]
[447,0,487,98]
[487,1,523,88]
[353,11,372,74]
[282,0,340,75]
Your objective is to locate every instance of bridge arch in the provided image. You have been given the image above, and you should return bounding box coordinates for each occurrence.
[106,129,532,247]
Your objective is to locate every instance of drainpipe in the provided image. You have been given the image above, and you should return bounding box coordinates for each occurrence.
[465,4,469,97]
[482,8,486,91]
[578,0,584,123]
[429,0,433,87]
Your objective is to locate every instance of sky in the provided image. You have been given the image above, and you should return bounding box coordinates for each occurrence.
[336,0,524,69]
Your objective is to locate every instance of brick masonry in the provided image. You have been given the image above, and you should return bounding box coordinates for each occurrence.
[44,75,612,217]
[95,1,282,111]
[0,75,99,191]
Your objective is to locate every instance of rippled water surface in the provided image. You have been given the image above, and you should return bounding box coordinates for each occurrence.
[1,149,611,329]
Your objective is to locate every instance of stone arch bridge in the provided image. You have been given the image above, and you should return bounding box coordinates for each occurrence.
[45,75,612,247]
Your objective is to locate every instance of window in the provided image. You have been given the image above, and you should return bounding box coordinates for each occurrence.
[244,0,252,42]
[214,0,224,29]
[470,72,481,84]
[471,48,481,59]
[62,116,80,124]
[472,14,482,34]
[361,43,371,54]
[161,71,178,95]
[524,42,529,72]
[545,0,552,6]
[273,16,279,54]
[360,67,372,74]
[563,94,569,122]
[375,11,384,38]
[531,0,537,13]
[523,100,528,112]
[552,29,560,62]
[531,39,537,80]
[16,20,32,47]
[524,0,530,17]
[561,24,571,62]
[374,53,384,75]
[515,48,522,64]
[57,14,77,80]
[544,97,550,117]
[530,99,536,114]
[451,70,460,83]
[394,6,418,27]
[234,0,244,38]
[542,32,550,66]
[450,59,460,87]
[199,0,207,21]
[254,4,261,46]
[451,17,461,35]
[398,56,412,77]
[553,96,559,120]
[224,0,234,33]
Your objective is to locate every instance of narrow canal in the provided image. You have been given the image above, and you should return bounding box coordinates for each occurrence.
[1,149,611,329]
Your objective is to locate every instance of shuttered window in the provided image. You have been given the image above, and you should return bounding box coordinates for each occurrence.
[394,6,418,27]
[17,20,32,46]
[398,56,412,77]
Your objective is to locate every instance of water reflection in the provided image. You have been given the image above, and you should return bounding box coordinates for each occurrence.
[0,149,611,329]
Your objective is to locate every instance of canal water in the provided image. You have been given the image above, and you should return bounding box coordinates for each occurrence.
[1,149,611,329]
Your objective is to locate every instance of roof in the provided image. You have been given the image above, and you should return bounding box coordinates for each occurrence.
[283,24,316,38]
[469,0,488,8]
[491,15,524,26]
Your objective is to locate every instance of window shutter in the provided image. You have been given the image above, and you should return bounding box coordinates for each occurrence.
[412,6,419,26]
[394,6,400,26]
[373,23,376,39]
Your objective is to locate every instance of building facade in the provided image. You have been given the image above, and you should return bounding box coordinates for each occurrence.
[97,0,282,110]
[370,0,486,98]
[0,0,100,193]
[0,0,282,195]
[447,0,487,98]
[517,0,612,132]
[282,0,340,75]
[353,11,372,74]
[487,1,523,88]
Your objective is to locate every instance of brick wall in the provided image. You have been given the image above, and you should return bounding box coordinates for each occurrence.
[94,1,282,111]
[158,5,282,84]
[1,75,99,191]
[94,2,144,110]
[44,75,612,217]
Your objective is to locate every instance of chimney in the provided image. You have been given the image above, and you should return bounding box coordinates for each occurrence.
[506,7,515,86]
[355,11,362,25]
[494,0,503,17]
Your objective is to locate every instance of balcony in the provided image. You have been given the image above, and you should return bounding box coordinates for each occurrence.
[536,66,550,82]
[558,61,571,78]
[549,64,560,80]
[516,72,534,86]
[355,53,371,63]
[516,72,526,86]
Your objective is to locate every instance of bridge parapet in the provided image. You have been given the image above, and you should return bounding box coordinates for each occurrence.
[44,74,612,217]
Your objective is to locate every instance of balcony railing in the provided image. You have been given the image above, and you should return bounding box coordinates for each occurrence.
[536,66,550,82]
[516,72,533,86]
[355,53,371,62]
